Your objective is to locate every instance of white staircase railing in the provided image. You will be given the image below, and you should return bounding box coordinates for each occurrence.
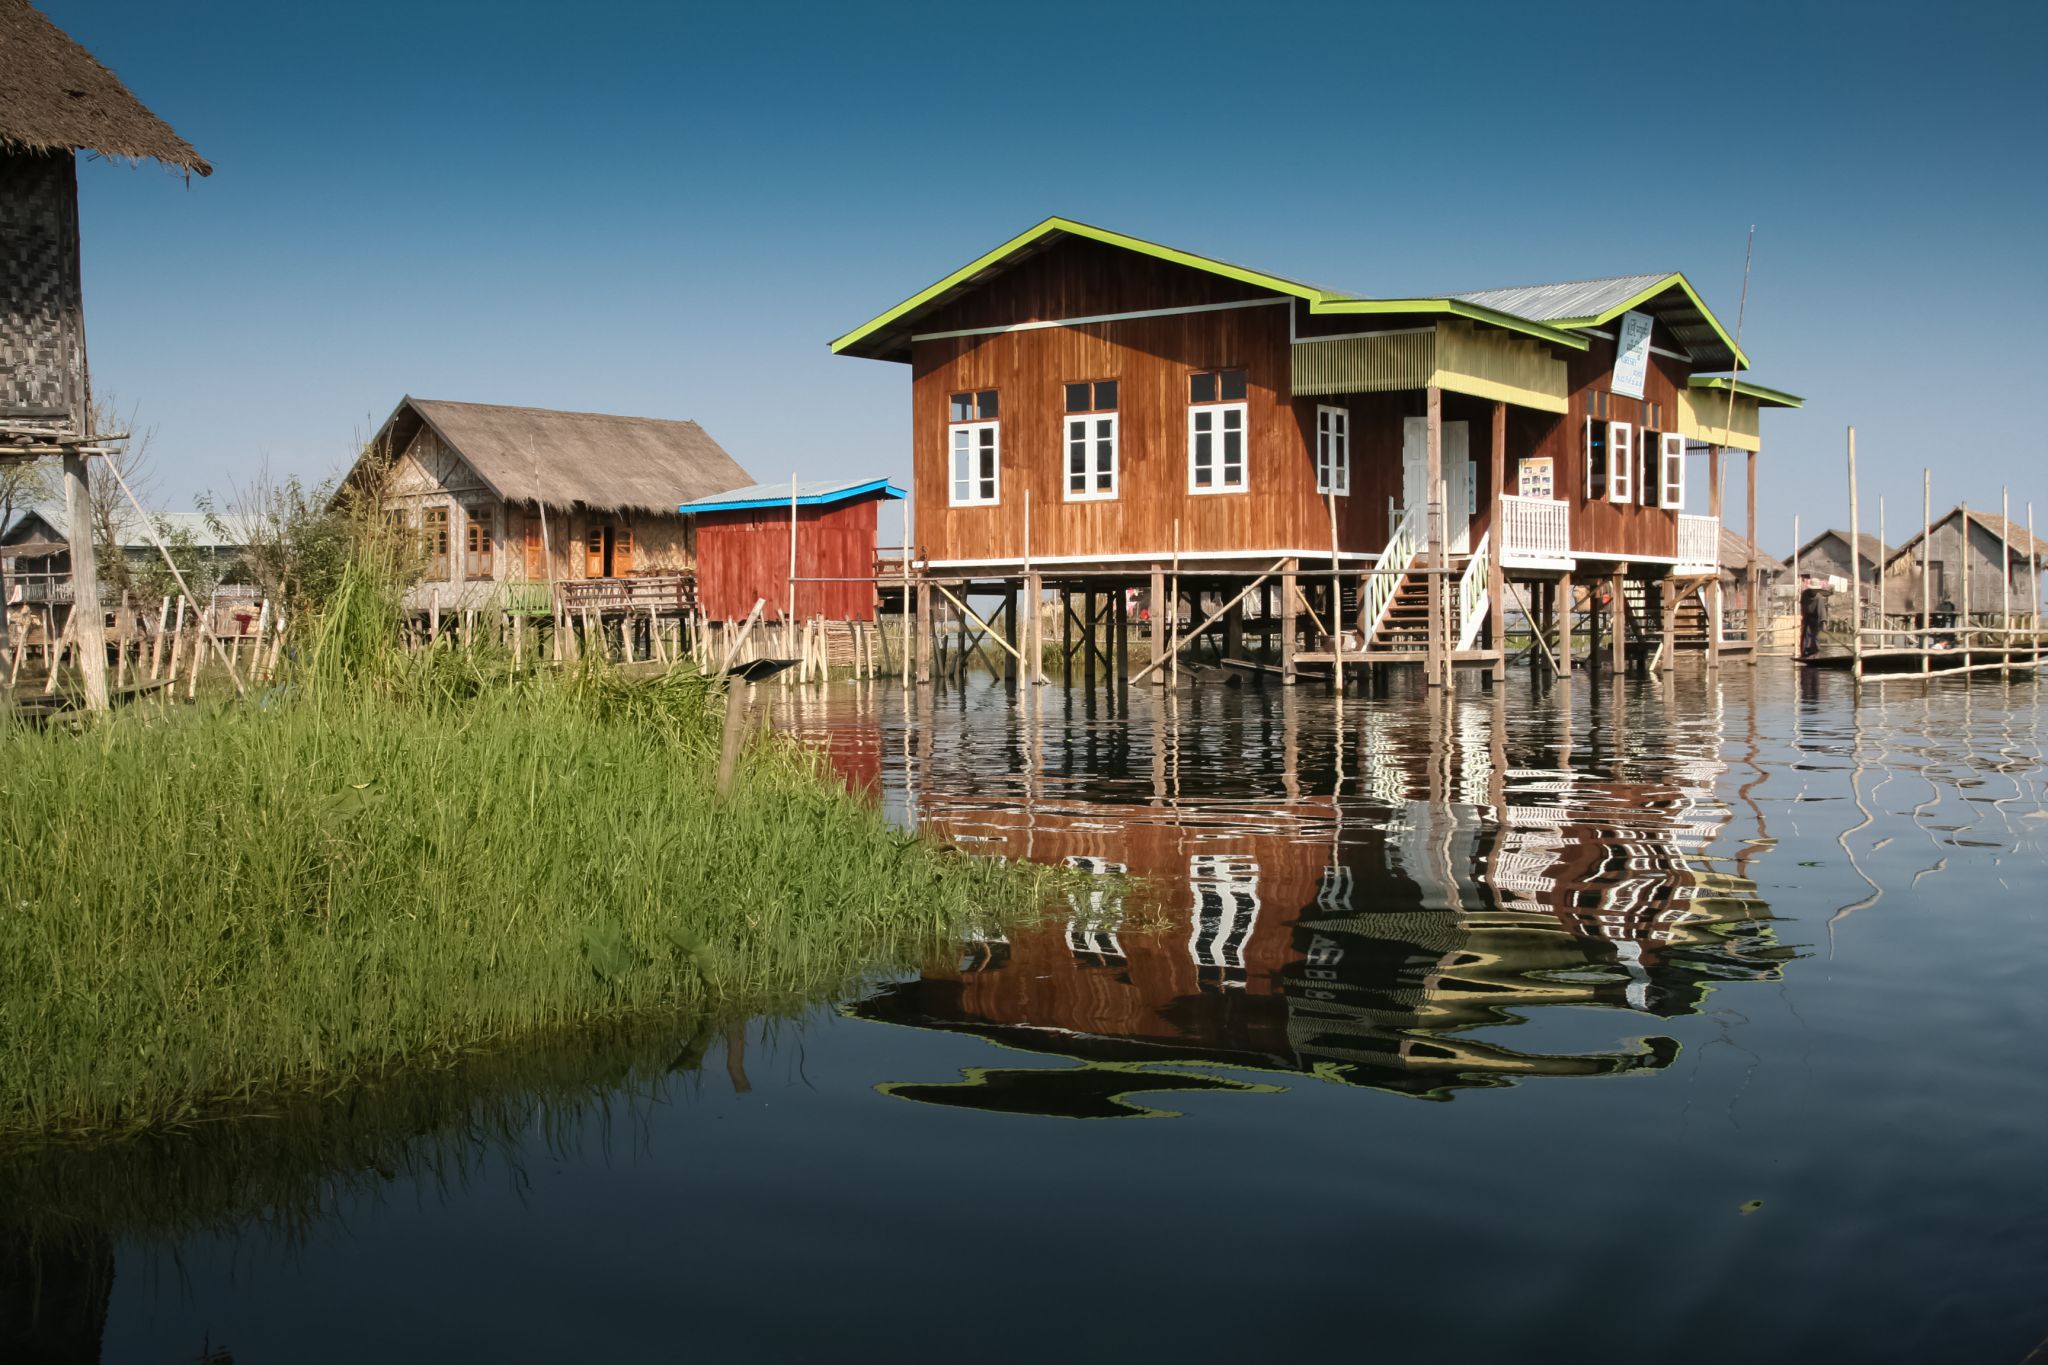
[1455,528,1491,651]
[1362,505,1421,646]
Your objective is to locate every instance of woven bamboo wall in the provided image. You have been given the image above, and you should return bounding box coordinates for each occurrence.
[0,151,86,429]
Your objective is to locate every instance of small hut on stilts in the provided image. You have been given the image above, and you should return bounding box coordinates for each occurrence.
[1,0,212,709]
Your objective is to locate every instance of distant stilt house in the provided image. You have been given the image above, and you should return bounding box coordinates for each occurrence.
[1718,524,1781,623]
[2,505,252,613]
[677,477,905,624]
[1880,507,2045,623]
[832,217,1803,685]
[1784,529,1893,623]
[2,0,211,703]
[352,397,755,619]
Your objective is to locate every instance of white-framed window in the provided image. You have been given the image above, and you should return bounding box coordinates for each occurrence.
[1660,431,1685,510]
[1585,417,1608,500]
[948,389,999,507]
[1608,420,1633,504]
[1315,404,1349,495]
[1188,368,1248,494]
[1063,380,1118,501]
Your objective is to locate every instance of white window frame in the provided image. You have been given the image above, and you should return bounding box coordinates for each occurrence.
[1584,417,1605,500]
[1608,421,1633,504]
[1660,431,1685,510]
[949,419,1000,507]
[1064,411,1119,502]
[1315,404,1350,495]
[1188,401,1249,495]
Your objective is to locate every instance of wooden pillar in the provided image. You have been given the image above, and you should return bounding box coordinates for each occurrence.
[1425,385,1446,685]
[1082,591,1098,690]
[1148,568,1166,689]
[1002,585,1019,683]
[1114,586,1130,690]
[1745,446,1760,666]
[1658,577,1676,674]
[1223,595,1244,660]
[1488,400,1507,682]
[1558,572,1574,676]
[1024,571,1043,685]
[61,451,108,712]
[1279,559,1298,685]
[1707,444,1723,667]
[914,578,932,684]
[1610,570,1627,673]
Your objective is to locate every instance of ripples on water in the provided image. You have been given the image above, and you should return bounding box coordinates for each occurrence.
[9,665,2048,1363]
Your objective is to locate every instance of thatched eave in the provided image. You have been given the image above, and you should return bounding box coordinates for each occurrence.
[0,0,210,175]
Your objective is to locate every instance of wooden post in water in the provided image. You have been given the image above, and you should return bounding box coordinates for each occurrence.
[1878,497,1887,647]
[1327,487,1343,694]
[1960,500,1971,661]
[1151,565,1168,688]
[1280,558,1297,685]
[2001,485,2011,644]
[1745,448,1759,666]
[1558,572,1573,675]
[1848,426,1863,681]
[1921,471,1932,673]
[1707,444,1723,667]
[1489,400,1507,682]
[1424,387,1445,686]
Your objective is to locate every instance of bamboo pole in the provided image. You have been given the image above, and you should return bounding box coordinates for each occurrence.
[1848,426,1862,680]
[1921,470,1932,674]
[186,600,206,700]
[1327,487,1343,693]
[42,614,71,695]
[929,582,1023,662]
[1878,497,1887,638]
[719,598,767,674]
[1960,500,1971,658]
[2002,485,2011,633]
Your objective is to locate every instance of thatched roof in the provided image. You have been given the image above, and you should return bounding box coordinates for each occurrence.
[0,0,209,173]
[372,398,755,516]
[1885,505,2048,568]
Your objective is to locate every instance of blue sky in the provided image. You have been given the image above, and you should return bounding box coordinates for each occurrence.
[48,0,2048,551]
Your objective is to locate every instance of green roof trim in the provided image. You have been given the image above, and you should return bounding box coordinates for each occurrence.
[1311,297,1589,350]
[1542,272,1751,370]
[829,216,1333,358]
[1687,376,1804,408]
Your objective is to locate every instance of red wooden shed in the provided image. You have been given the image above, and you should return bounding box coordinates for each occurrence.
[679,477,904,623]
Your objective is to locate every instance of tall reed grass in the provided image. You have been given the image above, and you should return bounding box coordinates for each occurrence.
[0,554,1051,1144]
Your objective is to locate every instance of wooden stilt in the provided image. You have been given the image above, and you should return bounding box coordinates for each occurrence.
[1279,559,1297,685]
[60,450,108,711]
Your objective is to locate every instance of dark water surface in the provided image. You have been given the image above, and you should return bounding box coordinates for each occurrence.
[11,665,2048,1363]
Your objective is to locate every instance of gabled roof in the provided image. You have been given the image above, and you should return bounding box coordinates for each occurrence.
[677,477,904,514]
[1786,529,1893,569]
[831,216,1592,363]
[1687,375,1803,408]
[1452,272,1748,369]
[1885,506,2048,567]
[370,398,754,517]
[1719,524,1779,574]
[0,0,209,173]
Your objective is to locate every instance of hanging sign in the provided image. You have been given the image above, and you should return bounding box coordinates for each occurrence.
[1611,309,1654,399]
[1518,457,1554,499]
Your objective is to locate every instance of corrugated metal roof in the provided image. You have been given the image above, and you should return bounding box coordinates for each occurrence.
[5,504,255,549]
[677,477,905,514]
[1452,274,1673,322]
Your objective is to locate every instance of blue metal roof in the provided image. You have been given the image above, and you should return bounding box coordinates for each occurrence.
[677,477,905,514]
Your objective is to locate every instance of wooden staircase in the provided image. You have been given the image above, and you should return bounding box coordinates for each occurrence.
[1621,581,1714,653]
[1365,556,1435,655]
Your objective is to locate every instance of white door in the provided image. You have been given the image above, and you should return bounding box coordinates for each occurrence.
[1401,417,1473,551]
[1444,421,1472,554]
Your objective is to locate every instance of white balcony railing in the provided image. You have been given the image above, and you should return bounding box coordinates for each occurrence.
[1499,495,1572,568]
[1677,514,1720,572]
[1362,505,1421,646]
[1455,528,1492,650]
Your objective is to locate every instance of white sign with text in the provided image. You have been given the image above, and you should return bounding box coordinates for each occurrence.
[1612,309,1654,399]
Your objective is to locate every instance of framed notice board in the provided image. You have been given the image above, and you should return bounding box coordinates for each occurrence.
[1518,457,1555,498]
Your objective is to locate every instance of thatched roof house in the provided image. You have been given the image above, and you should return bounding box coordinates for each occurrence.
[3,0,208,446]
[354,397,757,611]
[1880,505,2046,618]
[0,0,210,173]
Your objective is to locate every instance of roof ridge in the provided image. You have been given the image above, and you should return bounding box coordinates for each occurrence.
[408,397,705,428]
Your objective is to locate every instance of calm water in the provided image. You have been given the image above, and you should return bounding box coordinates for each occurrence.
[9,664,2048,1363]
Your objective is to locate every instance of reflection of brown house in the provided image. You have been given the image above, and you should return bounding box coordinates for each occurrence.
[862,762,1787,1108]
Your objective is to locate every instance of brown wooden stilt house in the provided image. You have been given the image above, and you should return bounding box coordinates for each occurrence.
[832,217,1803,686]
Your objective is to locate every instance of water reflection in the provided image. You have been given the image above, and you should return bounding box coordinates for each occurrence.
[792,674,1796,1109]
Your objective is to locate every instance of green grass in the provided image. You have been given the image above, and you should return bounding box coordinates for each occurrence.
[0,560,1055,1145]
